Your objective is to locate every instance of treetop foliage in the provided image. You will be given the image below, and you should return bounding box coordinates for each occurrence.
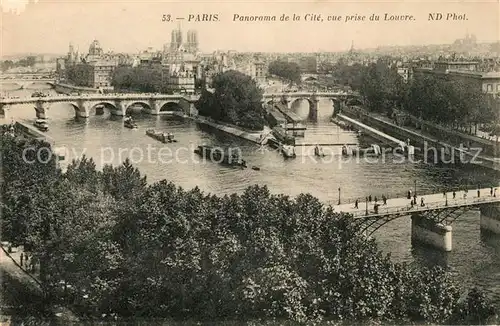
[268,60,302,84]
[195,70,265,131]
[1,130,497,324]
[111,66,170,93]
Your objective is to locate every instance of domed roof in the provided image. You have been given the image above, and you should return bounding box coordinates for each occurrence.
[89,40,103,55]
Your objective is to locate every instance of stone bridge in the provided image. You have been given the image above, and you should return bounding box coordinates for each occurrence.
[262,92,362,121]
[0,94,200,119]
[0,91,361,120]
[0,78,56,90]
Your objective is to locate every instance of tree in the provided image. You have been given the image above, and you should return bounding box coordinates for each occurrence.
[66,64,93,87]
[268,60,302,84]
[196,70,265,130]
[111,66,168,93]
[1,60,15,72]
[359,60,406,114]
[2,125,498,324]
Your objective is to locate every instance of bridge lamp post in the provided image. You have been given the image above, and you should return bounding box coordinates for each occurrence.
[414,180,417,196]
[338,187,341,205]
[365,197,368,216]
[445,193,448,207]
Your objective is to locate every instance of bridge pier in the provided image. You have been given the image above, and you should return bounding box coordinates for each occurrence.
[0,104,10,120]
[75,108,90,118]
[74,101,90,118]
[112,100,126,116]
[34,101,49,119]
[411,214,452,252]
[309,99,319,122]
[149,100,161,115]
[480,203,500,235]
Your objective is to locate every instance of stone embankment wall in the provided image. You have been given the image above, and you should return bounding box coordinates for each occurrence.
[54,83,100,95]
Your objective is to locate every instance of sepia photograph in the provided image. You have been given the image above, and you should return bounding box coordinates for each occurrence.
[1,0,499,324]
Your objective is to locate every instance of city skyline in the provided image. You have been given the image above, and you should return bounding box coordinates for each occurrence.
[1,0,499,57]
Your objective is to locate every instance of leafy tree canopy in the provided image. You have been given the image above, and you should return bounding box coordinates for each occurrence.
[1,128,497,324]
[195,70,265,131]
[111,66,169,93]
[268,60,302,84]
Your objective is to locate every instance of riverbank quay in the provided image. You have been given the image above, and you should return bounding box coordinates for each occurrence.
[12,121,66,169]
[53,82,100,95]
[342,106,500,172]
[0,244,79,324]
[14,120,55,146]
[406,114,499,157]
[184,114,272,145]
[335,114,406,148]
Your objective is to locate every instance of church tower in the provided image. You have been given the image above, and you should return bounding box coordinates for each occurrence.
[187,30,198,53]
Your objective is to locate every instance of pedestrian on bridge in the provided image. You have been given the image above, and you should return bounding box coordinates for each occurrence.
[453,191,456,199]
[368,195,372,202]
[20,252,24,267]
[477,189,481,198]
[354,199,359,209]
[490,187,494,196]
[413,193,417,204]
[382,195,387,205]
[494,188,497,197]
[420,197,425,207]
[374,196,378,203]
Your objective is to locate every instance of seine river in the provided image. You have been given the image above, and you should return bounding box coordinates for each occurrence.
[3,86,500,306]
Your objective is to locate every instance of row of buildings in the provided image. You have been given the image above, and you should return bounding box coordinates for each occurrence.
[396,59,500,99]
[56,28,269,94]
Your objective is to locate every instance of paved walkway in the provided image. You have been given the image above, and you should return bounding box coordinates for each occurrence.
[334,187,500,218]
[189,115,272,145]
[0,244,79,322]
[0,244,41,290]
[338,113,406,147]
[371,112,500,163]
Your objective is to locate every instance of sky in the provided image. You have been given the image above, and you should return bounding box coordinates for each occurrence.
[1,0,499,56]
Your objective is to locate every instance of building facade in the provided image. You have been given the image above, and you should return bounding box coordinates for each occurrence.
[161,27,201,93]
[58,40,119,90]
[413,61,500,98]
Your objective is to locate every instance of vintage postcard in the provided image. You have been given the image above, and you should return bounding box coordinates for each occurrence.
[1,0,499,324]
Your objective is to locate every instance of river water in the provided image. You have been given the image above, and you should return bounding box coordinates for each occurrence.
[2,86,500,305]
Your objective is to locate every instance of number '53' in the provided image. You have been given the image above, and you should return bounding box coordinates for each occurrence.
[162,14,171,22]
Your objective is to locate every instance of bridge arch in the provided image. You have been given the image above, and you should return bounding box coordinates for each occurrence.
[303,76,318,82]
[346,97,363,107]
[89,101,118,116]
[160,101,184,113]
[0,83,23,91]
[352,202,481,239]
[125,101,152,115]
[289,97,317,121]
[23,82,53,90]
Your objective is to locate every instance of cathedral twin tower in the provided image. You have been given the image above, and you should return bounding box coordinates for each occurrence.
[170,27,198,53]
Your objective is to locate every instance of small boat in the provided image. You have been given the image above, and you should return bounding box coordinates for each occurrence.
[342,144,381,157]
[146,129,177,143]
[194,145,247,168]
[33,119,49,132]
[251,166,260,171]
[124,118,138,129]
[31,91,45,98]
